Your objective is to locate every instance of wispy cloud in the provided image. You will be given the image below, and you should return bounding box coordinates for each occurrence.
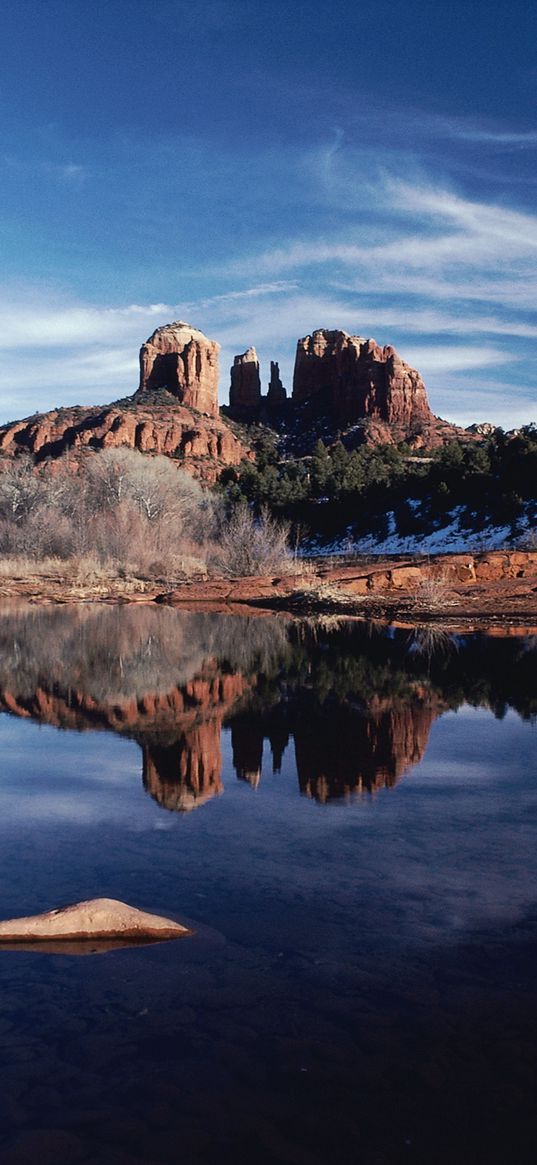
[220,178,537,329]
[1,125,536,430]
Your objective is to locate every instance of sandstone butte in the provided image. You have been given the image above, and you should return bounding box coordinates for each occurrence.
[0,321,253,484]
[0,319,466,481]
[227,327,463,447]
[293,330,433,427]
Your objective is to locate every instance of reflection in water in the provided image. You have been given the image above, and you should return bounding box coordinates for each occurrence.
[142,725,224,812]
[0,604,537,1164]
[0,603,535,811]
[293,702,437,802]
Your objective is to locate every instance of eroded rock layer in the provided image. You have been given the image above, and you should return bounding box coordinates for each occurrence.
[0,399,251,484]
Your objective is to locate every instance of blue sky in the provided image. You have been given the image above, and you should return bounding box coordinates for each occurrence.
[1,0,536,427]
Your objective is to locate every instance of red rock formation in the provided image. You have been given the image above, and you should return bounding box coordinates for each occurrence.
[0,401,252,484]
[139,321,220,418]
[267,361,287,410]
[292,329,434,430]
[229,348,262,410]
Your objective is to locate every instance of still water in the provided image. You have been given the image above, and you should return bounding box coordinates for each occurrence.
[0,604,535,1165]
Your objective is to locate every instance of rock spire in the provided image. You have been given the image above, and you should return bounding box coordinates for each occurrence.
[267,361,287,410]
[229,347,262,410]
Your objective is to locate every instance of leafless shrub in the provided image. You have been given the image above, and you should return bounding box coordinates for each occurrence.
[212,504,291,577]
[0,455,43,522]
[0,449,217,578]
[412,572,454,612]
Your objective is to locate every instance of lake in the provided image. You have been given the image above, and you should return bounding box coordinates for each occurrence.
[0,604,535,1165]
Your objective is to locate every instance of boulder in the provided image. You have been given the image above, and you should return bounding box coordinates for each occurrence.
[0,897,189,942]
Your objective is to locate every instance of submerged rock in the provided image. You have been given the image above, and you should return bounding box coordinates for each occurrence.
[0,897,189,943]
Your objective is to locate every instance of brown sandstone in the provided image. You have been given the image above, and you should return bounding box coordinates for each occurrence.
[0,400,251,484]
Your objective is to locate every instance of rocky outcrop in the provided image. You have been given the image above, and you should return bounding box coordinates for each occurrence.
[0,318,471,481]
[0,898,188,943]
[0,400,251,484]
[229,347,262,410]
[466,422,498,437]
[0,899,188,945]
[139,321,219,417]
[227,355,287,418]
[0,319,257,481]
[267,361,287,410]
[292,329,435,430]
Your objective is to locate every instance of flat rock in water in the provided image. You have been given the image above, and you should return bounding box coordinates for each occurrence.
[0,898,190,944]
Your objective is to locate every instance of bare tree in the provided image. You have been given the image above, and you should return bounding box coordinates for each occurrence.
[213,504,291,577]
[0,457,44,522]
[84,449,208,531]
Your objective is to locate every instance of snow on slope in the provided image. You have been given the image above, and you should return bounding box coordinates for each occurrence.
[303,505,536,558]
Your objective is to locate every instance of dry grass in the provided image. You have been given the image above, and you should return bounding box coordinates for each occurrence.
[411,572,455,612]
[0,555,68,579]
[289,581,370,610]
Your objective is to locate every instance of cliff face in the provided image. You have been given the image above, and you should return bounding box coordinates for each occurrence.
[139,321,220,418]
[292,329,434,429]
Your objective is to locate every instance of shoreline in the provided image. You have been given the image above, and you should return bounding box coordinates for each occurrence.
[0,548,536,629]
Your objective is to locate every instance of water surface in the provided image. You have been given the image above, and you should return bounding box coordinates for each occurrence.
[0,605,535,1164]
